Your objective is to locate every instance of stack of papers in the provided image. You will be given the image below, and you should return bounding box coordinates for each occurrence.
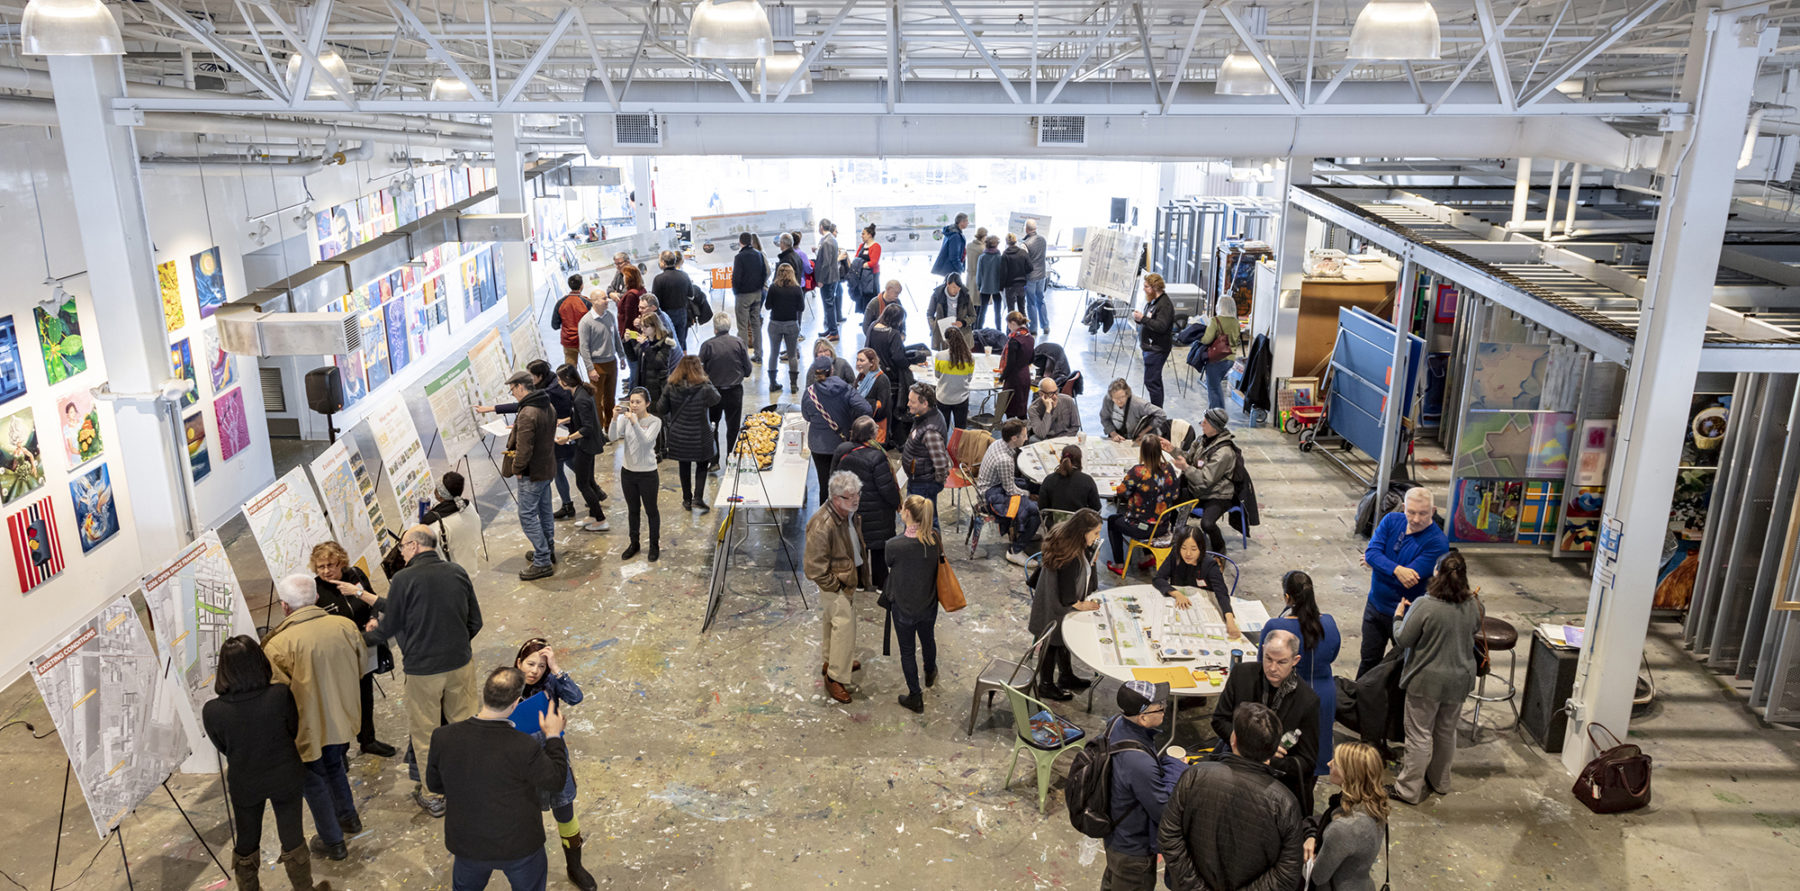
[1536,623,1585,649]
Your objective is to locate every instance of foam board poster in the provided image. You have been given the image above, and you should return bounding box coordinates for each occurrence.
[467,327,511,407]
[1007,212,1054,244]
[690,208,816,258]
[854,205,976,254]
[509,316,549,372]
[1077,227,1145,301]
[423,358,483,465]
[367,393,435,522]
[242,467,335,583]
[141,530,256,725]
[309,439,384,565]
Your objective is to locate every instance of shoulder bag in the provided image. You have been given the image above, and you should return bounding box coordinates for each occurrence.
[935,551,966,612]
[1572,723,1652,814]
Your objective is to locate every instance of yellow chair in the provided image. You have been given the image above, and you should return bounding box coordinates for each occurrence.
[1000,683,1088,813]
[1122,499,1199,577]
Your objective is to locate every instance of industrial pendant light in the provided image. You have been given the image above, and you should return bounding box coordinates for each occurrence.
[1215,52,1276,96]
[285,50,352,98]
[758,51,812,94]
[688,0,773,60]
[1347,0,1441,61]
[21,0,124,56]
[430,77,471,101]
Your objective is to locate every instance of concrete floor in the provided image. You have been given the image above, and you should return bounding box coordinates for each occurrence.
[2,277,1798,890]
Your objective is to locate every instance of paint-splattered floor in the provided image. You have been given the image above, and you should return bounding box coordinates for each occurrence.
[2,293,1797,890]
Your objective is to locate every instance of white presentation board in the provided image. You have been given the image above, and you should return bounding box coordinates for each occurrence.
[509,315,550,371]
[689,208,816,258]
[243,467,337,583]
[366,393,436,522]
[1007,212,1054,244]
[854,204,976,254]
[31,596,191,837]
[1077,227,1146,301]
[423,358,484,466]
[140,530,256,727]
[467,327,511,407]
[309,439,386,564]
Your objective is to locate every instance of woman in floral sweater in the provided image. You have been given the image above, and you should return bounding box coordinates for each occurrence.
[1106,433,1180,576]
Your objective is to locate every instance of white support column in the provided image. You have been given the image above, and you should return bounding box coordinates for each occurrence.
[1542,160,1563,240]
[1270,155,1314,380]
[492,113,536,319]
[1510,157,1532,228]
[1561,2,1776,773]
[630,156,656,240]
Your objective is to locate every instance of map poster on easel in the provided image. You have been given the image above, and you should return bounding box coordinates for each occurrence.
[31,595,192,837]
[141,530,256,723]
[854,204,976,254]
[1078,227,1146,301]
[367,393,436,523]
[508,315,549,372]
[309,439,384,564]
[243,467,336,583]
[467,327,511,407]
[423,357,484,465]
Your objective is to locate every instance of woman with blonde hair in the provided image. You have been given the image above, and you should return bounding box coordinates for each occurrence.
[884,495,942,714]
[310,541,394,756]
[1304,741,1390,891]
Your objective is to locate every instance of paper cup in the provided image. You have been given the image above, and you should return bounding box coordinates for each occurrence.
[1165,746,1187,760]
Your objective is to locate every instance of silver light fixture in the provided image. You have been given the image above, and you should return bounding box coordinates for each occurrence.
[1348,0,1441,61]
[285,50,352,98]
[21,0,124,56]
[758,51,813,94]
[689,0,773,60]
[1215,52,1276,96]
[430,77,471,101]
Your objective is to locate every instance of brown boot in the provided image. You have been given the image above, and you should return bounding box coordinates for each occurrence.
[277,844,332,891]
[232,850,260,890]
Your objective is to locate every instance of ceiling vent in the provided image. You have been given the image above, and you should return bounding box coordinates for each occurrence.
[1037,115,1087,147]
[614,113,662,147]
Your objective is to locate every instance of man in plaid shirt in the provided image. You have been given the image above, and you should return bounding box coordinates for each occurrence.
[976,419,1038,565]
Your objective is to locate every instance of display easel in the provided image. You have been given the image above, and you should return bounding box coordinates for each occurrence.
[47,761,230,890]
[701,431,807,633]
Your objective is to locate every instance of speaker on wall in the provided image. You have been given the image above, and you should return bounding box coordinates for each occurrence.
[305,366,343,415]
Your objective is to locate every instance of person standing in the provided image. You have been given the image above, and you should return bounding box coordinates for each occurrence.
[731,232,769,364]
[933,327,976,431]
[975,234,1005,329]
[999,311,1035,420]
[802,357,872,507]
[426,667,570,891]
[815,338,854,385]
[699,315,752,469]
[850,224,881,315]
[963,225,988,306]
[513,640,597,891]
[1210,629,1322,813]
[900,383,951,503]
[1132,273,1175,407]
[1029,508,1102,700]
[555,365,608,533]
[977,418,1038,567]
[496,371,557,580]
[203,636,333,891]
[926,273,973,349]
[1391,550,1482,806]
[602,251,630,298]
[1159,703,1305,891]
[852,348,891,443]
[610,387,663,562]
[1168,408,1239,555]
[577,291,625,426]
[264,576,366,862]
[1305,742,1391,891]
[1100,681,1189,891]
[656,356,721,511]
[616,265,648,388]
[765,263,806,393]
[1358,487,1449,677]
[651,250,694,349]
[831,416,900,591]
[999,233,1031,319]
[360,525,482,818]
[806,471,869,704]
[1026,377,1081,440]
[1199,292,1242,412]
[1263,570,1342,782]
[816,220,843,339]
[931,212,969,279]
[1023,219,1049,336]
[554,274,590,368]
[866,302,914,442]
[309,542,396,758]
[637,314,679,419]
[885,495,942,714]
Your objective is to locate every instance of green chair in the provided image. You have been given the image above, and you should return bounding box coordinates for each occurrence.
[1000,683,1088,813]
[1042,508,1075,533]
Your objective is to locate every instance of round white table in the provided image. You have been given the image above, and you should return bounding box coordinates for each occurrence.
[1018,435,1151,492]
[910,350,1003,392]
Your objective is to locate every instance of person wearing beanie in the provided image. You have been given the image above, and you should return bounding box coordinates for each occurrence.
[1101,681,1190,891]
[801,356,872,508]
[421,471,487,562]
[1166,408,1240,554]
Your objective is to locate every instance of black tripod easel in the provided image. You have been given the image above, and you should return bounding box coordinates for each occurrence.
[47,760,230,890]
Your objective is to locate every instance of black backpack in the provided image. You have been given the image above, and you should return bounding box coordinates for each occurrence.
[689,282,714,325]
[1066,717,1153,838]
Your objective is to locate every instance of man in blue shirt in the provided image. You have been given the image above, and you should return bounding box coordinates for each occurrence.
[1101,681,1189,890]
[1358,487,1448,678]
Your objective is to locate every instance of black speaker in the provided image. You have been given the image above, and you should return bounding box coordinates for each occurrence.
[1110,198,1128,224]
[305,366,344,415]
[1521,631,1581,753]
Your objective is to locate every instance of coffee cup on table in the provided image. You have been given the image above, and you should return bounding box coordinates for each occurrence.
[1165,746,1187,761]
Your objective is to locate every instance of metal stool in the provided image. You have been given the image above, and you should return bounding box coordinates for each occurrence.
[1466,617,1520,740]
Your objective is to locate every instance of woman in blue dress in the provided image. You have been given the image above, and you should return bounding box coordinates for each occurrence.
[1261,570,1341,779]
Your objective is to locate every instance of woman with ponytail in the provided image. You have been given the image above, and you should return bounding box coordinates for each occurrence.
[1261,569,1341,779]
[1390,548,1481,804]
[1038,444,1101,517]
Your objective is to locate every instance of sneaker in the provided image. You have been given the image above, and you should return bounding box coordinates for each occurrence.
[553,504,576,520]
[583,519,611,532]
[413,787,446,818]
[1005,551,1029,567]
[519,562,555,581]
[310,836,348,861]
[358,739,396,758]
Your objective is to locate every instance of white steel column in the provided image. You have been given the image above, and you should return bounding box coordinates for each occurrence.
[492,113,536,318]
[1270,156,1314,380]
[1510,157,1532,227]
[630,156,655,238]
[1561,2,1776,773]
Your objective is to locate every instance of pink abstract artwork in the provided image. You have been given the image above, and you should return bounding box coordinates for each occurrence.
[214,386,251,461]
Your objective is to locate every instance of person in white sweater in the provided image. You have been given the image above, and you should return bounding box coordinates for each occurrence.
[607,388,663,562]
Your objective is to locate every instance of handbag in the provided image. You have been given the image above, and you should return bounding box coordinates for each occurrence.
[935,553,967,612]
[1571,723,1653,814]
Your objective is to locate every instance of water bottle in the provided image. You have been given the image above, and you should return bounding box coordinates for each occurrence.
[1078,836,1101,867]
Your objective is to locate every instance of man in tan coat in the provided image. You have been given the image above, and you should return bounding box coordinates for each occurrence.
[265,573,367,861]
[805,470,868,704]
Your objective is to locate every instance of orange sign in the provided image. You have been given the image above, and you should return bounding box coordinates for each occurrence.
[710,267,733,289]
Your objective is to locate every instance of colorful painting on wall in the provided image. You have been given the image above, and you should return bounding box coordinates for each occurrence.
[157,259,185,332]
[1574,420,1616,487]
[1467,342,1550,410]
[1559,518,1599,553]
[461,254,483,321]
[204,326,237,393]
[7,494,62,592]
[1455,411,1574,479]
[0,316,27,405]
[1515,481,1562,546]
[1451,478,1524,543]
[0,406,43,505]
[335,351,367,408]
[214,386,251,462]
[1433,282,1457,324]
[69,462,118,553]
[169,338,199,408]
[191,246,226,319]
[184,411,210,482]
[33,297,86,384]
[360,310,390,391]
[384,300,410,374]
[55,391,103,469]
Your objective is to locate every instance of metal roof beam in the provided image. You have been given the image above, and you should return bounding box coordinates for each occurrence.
[1520,0,1672,106]
[939,0,1021,104]
[1220,3,1300,109]
[384,0,488,102]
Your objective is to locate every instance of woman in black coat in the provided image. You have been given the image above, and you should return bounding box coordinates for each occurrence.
[1152,526,1239,638]
[311,541,395,756]
[1029,508,1103,700]
[656,355,722,511]
[202,635,325,890]
[831,416,902,588]
[557,364,609,531]
[866,303,915,444]
[853,348,892,444]
[639,315,678,417]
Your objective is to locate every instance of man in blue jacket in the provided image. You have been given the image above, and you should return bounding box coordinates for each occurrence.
[931,213,970,278]
[1357,487,1448,677]
[1102,680,1189,891]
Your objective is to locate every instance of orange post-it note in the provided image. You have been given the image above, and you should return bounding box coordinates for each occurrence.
[1131,667,1198,689]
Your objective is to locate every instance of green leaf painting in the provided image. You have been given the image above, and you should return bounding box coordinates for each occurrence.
[33,298,86,384]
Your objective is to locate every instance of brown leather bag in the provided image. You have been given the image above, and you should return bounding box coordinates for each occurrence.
[1571,723,1652,814]
[935,554,966,612]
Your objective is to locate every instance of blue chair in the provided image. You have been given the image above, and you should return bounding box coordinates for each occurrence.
[1208,551,1241,599]
[1192,503,1252,549]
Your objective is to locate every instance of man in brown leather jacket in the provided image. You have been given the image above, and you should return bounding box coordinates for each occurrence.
[804,470,868,703]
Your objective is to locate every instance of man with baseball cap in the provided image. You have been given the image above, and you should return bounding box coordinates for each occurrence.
[1101,681,1190,890]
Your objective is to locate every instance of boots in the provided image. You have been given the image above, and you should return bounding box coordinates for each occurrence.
[233,850,260,891]
[277,844,333,891]
[788,373,799,393]
[769,374,783,393]
[562,833,599,891]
